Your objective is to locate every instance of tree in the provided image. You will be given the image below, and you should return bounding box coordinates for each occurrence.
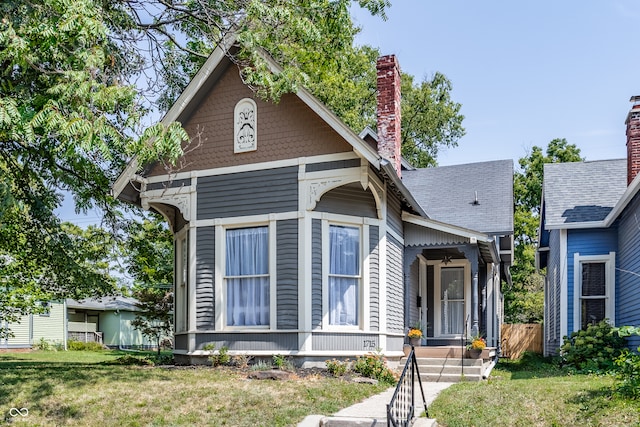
[131,287,173,356]
[505,138,583,323]
[123,216,174,355]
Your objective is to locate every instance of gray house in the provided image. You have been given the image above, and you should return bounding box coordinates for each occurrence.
[538,96,640,355]
[113,36,513,365]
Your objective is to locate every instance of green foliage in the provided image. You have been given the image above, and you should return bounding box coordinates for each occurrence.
[560,321,627,373]
[249,360,272,371]
[353,351,397,384]
[272,354,295,371]
[131,286,173,357]
[325,358,349,377]
[67,340,105,351]
[33,338,56,351]
[506,138,583,323]
[113,354,155,366]
[208,345,231,367]
[612,326,640,399]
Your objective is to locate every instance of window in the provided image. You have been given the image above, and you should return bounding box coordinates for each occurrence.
[580,262,607,329]
[39,301,51,317]
[225,226,269,326]
[574,252,615,332]
[328,225,360,326]
[440,267,464,335]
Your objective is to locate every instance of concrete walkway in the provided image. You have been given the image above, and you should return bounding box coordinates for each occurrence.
[298,381,453,427]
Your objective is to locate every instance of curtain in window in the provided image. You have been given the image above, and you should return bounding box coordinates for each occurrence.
[329,225,360,326]
[441,267,464,335]
[226,227,269,326]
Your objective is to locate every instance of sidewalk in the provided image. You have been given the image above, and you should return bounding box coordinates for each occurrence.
[298,381,453,426]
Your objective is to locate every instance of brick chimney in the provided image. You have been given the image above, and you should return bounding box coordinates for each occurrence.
[376,55,402,178]
[627,96,640,185]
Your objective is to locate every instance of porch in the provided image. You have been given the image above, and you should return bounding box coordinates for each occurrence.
[400,345,498,382]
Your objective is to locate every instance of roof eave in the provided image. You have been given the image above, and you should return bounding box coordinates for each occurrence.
[604,171,640,226]
[381,161,428,218]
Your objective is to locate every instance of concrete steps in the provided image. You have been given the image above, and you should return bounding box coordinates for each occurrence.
[412,357,483,382]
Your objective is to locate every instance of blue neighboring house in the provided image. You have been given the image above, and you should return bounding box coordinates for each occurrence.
[538,96,640,355]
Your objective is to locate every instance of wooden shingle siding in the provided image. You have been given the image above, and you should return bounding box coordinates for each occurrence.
[146,178,191,191]
[195,333,298,351]
[196,167,298,219]
[196,227,215,329]
[276,219,298,330]
[314,183,377,218]
[386,235,404,334]
[369,225,380,331]
[387,190,403,236]
[566,228,617,332]
[617,192,640,349]
[311,219,323,329]
[312,333,379,352]
[146,64,352,177]
[305,159,361,173]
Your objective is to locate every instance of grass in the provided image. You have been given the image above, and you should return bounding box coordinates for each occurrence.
[429,353,640,427]
[0,350,388,426]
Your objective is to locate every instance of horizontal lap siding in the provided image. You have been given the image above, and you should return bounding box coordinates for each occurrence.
[196,227,215,329]
[369,225,379,331]
[277,220,298,329]
[617,193,640,349]
[311,219,323,329]
[305,159,361,172]
[146,178,191,191]
[197,167,298,219]
[387,191,403,236]
[386,235,404,334]
[566,228,617,333]
[546,229,562,355]
[174,334,188,350]
[195,333,298,351]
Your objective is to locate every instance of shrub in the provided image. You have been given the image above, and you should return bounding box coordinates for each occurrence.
[153,353,174,365]
[325,359,349,377]
[249,360,272,371]
[33,338,55,351]
[353,351,397,384]
[232,354,253,369]
[560,320,627,373]
[272,354,294,371]
[67,340,104,351]
[209,345,230,367]
[613,325,640,399]
[113,354,154,366]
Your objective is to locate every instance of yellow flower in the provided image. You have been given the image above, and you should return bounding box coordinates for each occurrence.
[407,328,422,339]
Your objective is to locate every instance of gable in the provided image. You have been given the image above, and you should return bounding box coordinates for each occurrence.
[145,62,353,177]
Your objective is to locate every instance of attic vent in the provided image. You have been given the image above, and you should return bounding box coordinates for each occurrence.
[234,98,257,153]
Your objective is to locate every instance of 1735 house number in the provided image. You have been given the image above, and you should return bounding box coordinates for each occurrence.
[363,340,376,349]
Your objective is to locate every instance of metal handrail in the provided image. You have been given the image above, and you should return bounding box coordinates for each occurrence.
[387,346,428,427]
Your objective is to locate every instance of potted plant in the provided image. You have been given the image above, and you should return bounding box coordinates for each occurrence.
[467,335,486,358]
[407,325,423,346]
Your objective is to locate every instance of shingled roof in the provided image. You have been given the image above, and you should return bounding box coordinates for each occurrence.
[402,159,514,235]
[542,159,627,228]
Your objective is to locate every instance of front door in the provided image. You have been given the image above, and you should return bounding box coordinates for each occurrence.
[432,261,470,338]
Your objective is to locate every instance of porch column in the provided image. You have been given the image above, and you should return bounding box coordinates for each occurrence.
[461,245,480,337]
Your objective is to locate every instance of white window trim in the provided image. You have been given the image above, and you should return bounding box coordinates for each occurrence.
[429,259,471,339]
[321,218,369,331]
[572,252,616,332]
[215,220,277,331]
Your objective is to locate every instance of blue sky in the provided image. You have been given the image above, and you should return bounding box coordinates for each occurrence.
[352,1,640,166]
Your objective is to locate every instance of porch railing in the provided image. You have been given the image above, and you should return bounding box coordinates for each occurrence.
[68,331,103,344]
[387,346,428,427]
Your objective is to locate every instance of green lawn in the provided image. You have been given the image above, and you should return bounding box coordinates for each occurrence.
[429,355,640,427]
[0,350,387,426]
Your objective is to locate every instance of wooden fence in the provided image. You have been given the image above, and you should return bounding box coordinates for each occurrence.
[500,323,543,359]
